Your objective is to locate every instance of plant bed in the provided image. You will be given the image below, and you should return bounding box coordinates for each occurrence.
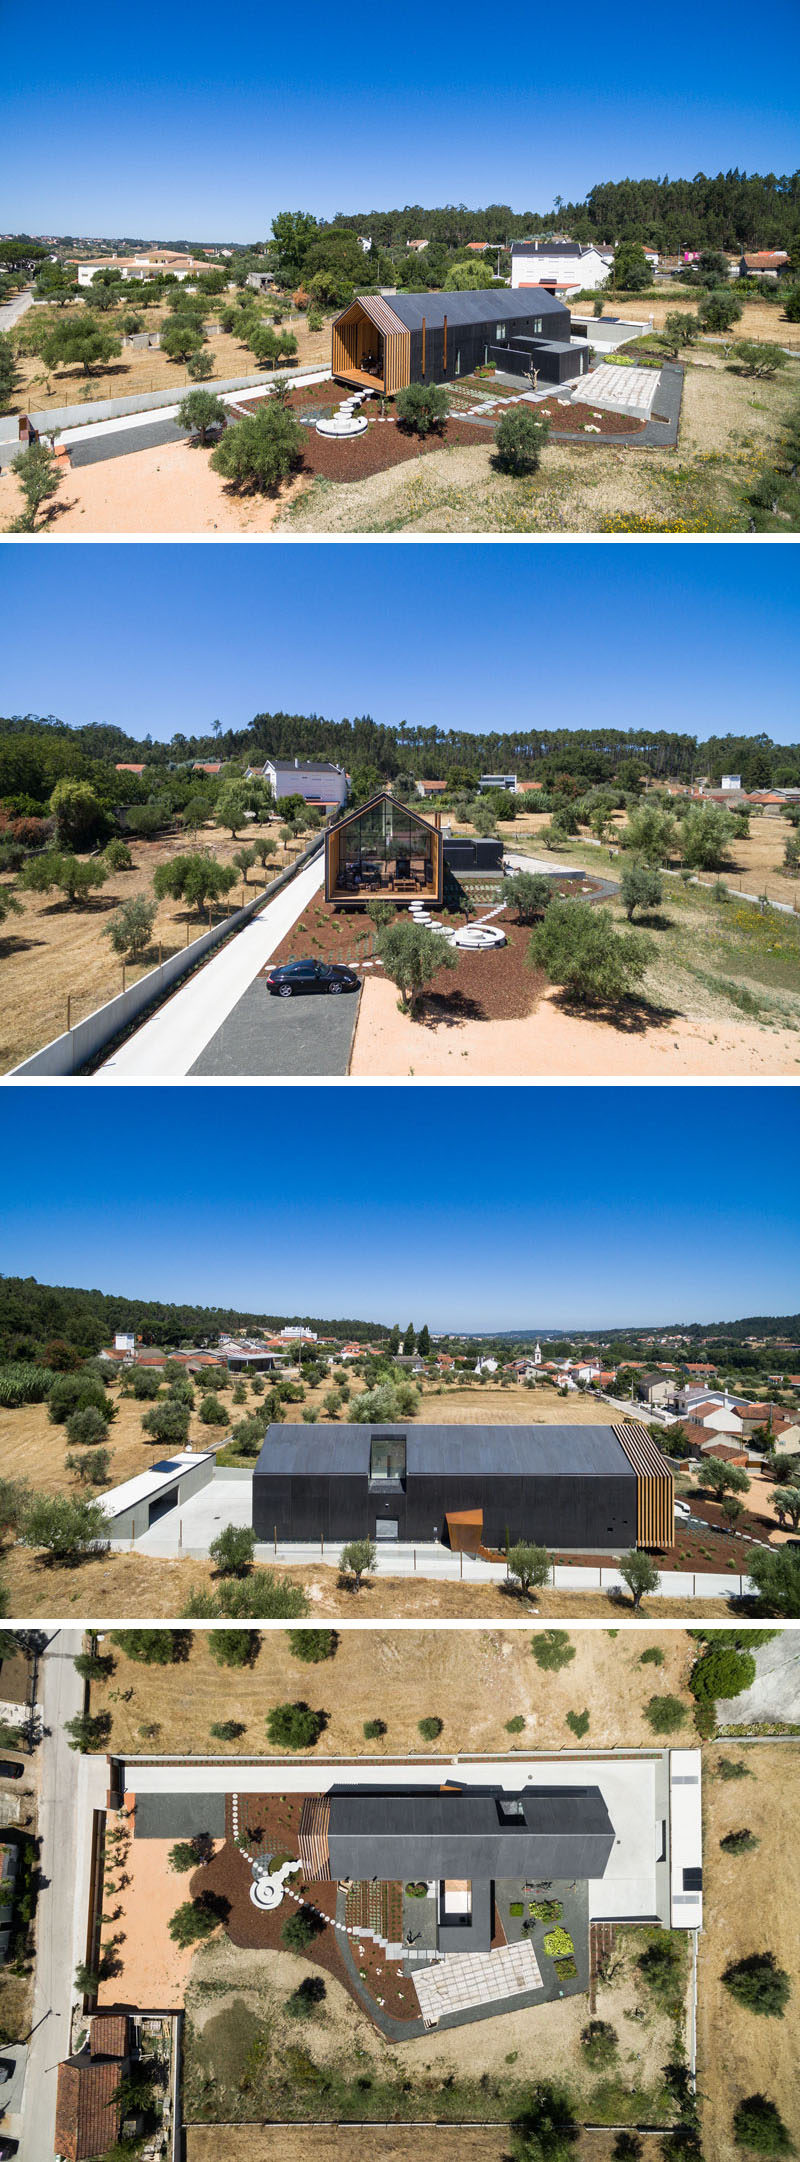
[269,899,549,1023]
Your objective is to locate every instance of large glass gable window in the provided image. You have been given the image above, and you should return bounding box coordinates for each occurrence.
[337,799,433,892]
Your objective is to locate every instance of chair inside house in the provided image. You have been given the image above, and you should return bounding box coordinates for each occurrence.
[331,799,438,901]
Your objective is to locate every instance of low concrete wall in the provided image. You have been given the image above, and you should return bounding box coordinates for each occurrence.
[25,362,327,438]
[12,836,323,1076]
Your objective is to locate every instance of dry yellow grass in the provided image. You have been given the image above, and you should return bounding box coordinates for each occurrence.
[698,1742,800,2160]
[506,803,800,911]
[0,1546,730,1623]
[186,2135,622,2161]
[90,1625,696,1758]
[595,289,800,350]
[12,301,330,416]
[0,814,313,1072]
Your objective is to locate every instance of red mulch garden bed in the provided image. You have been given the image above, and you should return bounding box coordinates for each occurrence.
[232,387,484,482]
[193,1796,418,2027]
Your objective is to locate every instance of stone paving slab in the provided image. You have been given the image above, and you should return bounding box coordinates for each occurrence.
[571,363,660,418]
[413,1938,543,2023]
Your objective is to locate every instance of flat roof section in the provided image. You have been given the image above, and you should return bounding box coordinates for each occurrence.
[98,1451,215,1520]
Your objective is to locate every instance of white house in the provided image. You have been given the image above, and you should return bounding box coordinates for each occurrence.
[479,772,517,793]
[474,1356,499,1375]
[511,241,611,294]
[261,757,348,810]
[721,773,742,792]
[114,1331,135,1354]
[75,251,210,286]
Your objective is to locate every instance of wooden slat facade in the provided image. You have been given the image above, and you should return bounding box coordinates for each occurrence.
[298,1794,331,1881]
[613,1420,675,1550]
[331,299,411,395]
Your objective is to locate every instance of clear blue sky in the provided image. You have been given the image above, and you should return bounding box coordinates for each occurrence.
[3,544,798,745]
[3,0,799,235]
[2,1087,797,1330]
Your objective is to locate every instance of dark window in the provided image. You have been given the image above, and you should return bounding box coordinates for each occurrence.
[683,1865,702,1891]
[370,1432,406,1482]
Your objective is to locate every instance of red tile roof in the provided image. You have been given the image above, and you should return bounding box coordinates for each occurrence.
[55,2058,123,2160]
[90,2013,129,2058]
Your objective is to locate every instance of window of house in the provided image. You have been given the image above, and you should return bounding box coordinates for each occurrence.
[496,323,507,341]
[455,349,461,375]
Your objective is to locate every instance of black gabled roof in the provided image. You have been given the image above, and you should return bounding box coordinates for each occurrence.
[377,289,570,332]
[255,1423,635,1481]
[328,1782,615,1881]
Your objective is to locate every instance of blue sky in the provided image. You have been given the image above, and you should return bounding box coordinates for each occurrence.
[1,1087,797,1330]
[3,544,798,745]
[3,0,799,235]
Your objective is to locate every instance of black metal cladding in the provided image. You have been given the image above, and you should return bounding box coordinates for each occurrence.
[252,1423,639,1550]
[327,1782,616,1882]
[490,339,589,384]
[388,289,577,388]
[443,838,503,870]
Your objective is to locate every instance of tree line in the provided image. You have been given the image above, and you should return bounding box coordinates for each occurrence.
[2,712,798,798]
[328,171,800,252]
[0,1276,384,1363]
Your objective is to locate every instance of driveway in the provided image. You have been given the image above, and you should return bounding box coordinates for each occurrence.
[20,1633,83,2162]
[0,285,33,333]
[715,1631,800,1726]
[190,973,359,1075]
[100,848,324,1076]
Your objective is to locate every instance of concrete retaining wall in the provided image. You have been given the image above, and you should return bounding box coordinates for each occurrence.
[12,836,323,1076]
[24,361,326,438]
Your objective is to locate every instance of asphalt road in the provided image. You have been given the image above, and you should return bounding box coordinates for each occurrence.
[68,414,190,465]
[21,1632,83,2162]
[190,975,360,1075]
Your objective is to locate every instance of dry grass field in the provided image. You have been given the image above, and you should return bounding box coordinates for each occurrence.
[186,2134,623,2161]
[10,300,330,416]
[89,1625,695,1758]
[509,802,800,913]
[0,1546,729,1622]
[698,1742,800,2162]
[0,814,312,1072]
[0,1376,616,1498]
[595,288,800,349]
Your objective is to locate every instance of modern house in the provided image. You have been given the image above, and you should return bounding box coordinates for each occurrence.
[252,1419,674,1550]
[479,772,517,792]
[511,241,612,294]
[331,288,588,393]
[325,790,444,907]
[302,1781,616,1955]
[260,756,348,810]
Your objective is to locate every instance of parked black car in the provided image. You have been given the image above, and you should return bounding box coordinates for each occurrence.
[0,1762,23,1781]
[266,958,360,998]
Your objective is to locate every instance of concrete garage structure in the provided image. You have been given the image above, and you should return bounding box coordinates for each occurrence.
[99,1450,216,1543]
[252,1421,674,1552]
[332,289,589,393]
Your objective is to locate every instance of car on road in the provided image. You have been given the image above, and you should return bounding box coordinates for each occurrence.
[266,958,360,998]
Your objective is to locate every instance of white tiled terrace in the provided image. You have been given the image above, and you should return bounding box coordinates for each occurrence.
[413,1938,543,2024]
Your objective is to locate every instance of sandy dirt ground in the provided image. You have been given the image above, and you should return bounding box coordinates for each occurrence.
[0,1547,730,1623]
[595,290,800,349]
[11,305,330,415]
[184,1919,677,2120]
[91,1627,696,1760]
[0,435,308,536]
[0,814,311,1072]
[698,1743,800,2162]
[350,974,800,1077]
[97,1814,218,2011]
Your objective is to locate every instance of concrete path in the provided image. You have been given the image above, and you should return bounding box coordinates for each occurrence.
[21,1632,84,2162]
[99,849,324,1077]
[0,284,33,332]
[41,366,332,465]
[716,1632,800,1726]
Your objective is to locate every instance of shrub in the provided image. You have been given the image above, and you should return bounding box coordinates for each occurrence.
[747,1546,800,1619]
[65,1404,109,1448]
[720,1829,759,1854]
[494,406,549,475]
[637,1930,684,2011]
[722,1953,791,2018]
[210,401,304,492]
[168,1894,226,1947]
[509,1901,524,1918]
[506,1714,526,1734]
[530,901,652,1006]
[732,2096,794,2153]
[418,1715,443,1741]
[48,1372,111,1425]
[530,1899,562,1924]
[141,1399,190,1448]
[286,1975,326,2018]
[207,1629,259,1668]
[104,895,157,960]
[510,2078,579,2161]
[531,1629,574,1671]
[718,1757,753,1781]
[405,1881,428,1898]
[644,1694,687,1733]
[506,1543,550,1596]
[580,2021,618,2070]
[690,1646,756,1701]
[566,1708,589,1738]
[376,918,456,1015]
[543,1927,574,1959]
[699,288,743,333]
[183,1573,308,1620]
[554,1955,577,1980]
[210,1720,246,1741]
[501,870,553,923]
[620,861,662,920]
[363,1718,387,1739]
[209,1524,256,1577]
[640,1645,665,1666]
[338,1538,377,1588]
[66,1446,110,1489]
[395,382,449,434]
[103,839,133,872]
[281,1907,320,1950]
[287,1629,337,1662]
[111,1630,185,1664]
[618,1550,661,1610]
[65,1710,112,1752]
[169,1837,214,1872]
[266,1701,325,1749]
[20,1493,107,1563]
